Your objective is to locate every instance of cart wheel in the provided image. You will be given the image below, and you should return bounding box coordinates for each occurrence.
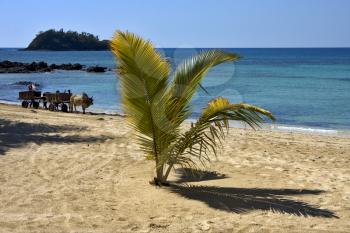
[21,101,29,108]
[61,104,68,112]
[48,103,55,111]
[33,101,39,109]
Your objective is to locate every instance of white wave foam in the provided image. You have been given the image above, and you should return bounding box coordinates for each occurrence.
[0,99,20,106]
[185,120,345,136]
[273,125,338,134]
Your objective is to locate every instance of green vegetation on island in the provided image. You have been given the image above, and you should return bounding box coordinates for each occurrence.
[25,29,109,51]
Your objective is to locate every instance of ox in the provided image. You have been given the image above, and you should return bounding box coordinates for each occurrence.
[69,93,93,114]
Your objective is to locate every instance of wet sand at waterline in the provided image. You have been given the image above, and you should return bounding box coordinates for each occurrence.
[0,103,349,232]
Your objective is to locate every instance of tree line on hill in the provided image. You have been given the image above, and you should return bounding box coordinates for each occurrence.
[25,29,109,51]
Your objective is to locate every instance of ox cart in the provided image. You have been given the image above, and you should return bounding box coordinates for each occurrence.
[43,92,72,112]
[17,90,92,113]
[18,91,42,109]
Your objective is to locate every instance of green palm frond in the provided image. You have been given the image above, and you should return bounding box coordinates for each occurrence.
[200,97,275,129]
[165,50,240,125]
[165,97,275,175]
[110,31,176,166]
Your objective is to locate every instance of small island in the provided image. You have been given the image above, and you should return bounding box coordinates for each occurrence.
[25,29,109,51]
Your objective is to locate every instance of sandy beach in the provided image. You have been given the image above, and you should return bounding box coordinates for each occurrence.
[0,103,349,233]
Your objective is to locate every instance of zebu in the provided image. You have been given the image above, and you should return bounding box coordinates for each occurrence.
[69,93,93,114]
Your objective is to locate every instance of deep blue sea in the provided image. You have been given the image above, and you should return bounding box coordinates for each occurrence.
[0,48,349,133]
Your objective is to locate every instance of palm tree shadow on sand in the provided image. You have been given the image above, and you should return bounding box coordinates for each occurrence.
[173,168,228,183]
[0,118,113,155]
[168,168,338,218]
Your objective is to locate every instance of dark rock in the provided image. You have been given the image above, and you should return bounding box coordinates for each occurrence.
[0,60,18,68]
[27,62,38,71]
[50,63,83,71]
[0,60,52,73]
[63,63,83,70]
[0,60,85,73]
[12,81,40,87]
[72,63,83,70]
[26,62,52,72]
[49,63,59,69]
[38,61,48,68]
[86,66,107,73]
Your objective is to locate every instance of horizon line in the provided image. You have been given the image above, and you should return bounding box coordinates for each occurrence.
[1,47,350,49]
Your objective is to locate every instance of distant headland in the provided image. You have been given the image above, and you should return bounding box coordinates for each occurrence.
[24,29,110,51]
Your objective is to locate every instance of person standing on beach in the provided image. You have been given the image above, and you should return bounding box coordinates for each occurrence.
[27,83,36,107]
[28,83,36,91]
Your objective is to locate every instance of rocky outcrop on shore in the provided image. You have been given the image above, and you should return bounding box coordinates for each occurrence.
[12,81,40,86]
[86,66,107,73]
[50,63,83,70]
[0,61,51,73]
[0,60,107,73]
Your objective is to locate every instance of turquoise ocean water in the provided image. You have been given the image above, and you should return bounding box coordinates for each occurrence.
[0,48,349,133]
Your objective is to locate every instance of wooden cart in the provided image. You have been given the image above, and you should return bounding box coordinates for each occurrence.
[18,91,42,109]
[43,92,72,112]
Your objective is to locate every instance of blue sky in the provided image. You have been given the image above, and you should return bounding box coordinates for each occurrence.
[0,0,349,48]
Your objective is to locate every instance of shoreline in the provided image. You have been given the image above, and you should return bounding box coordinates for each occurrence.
[1,101,349,138]
[0,101,125,117]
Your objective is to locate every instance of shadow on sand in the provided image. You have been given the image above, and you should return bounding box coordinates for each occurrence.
[174,168,228,183]
[169,168,338,218]
[0,118,112,155]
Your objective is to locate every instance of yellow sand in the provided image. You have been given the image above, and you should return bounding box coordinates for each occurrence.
[0,103,349,233]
